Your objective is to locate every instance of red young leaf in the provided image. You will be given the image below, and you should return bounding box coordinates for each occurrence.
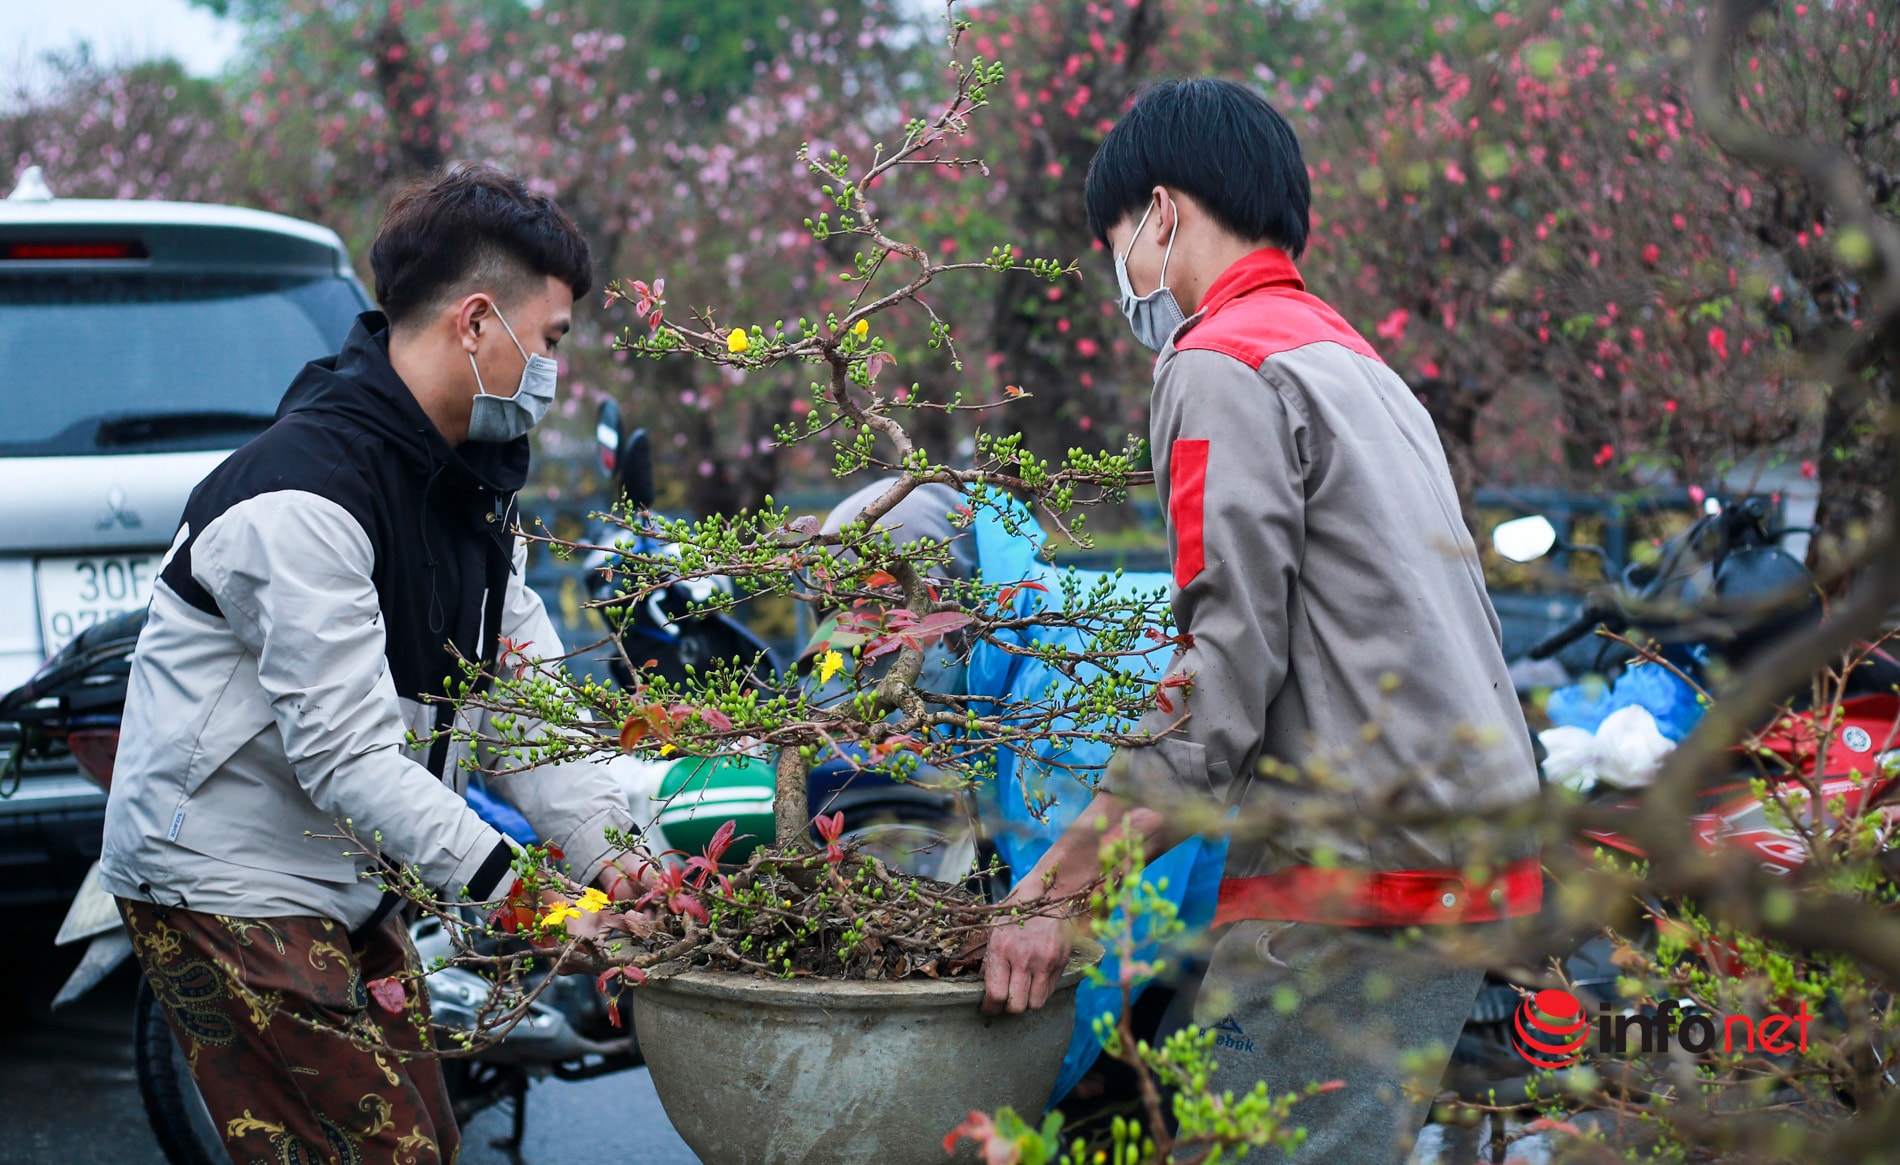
[860,634,904,662]
[869,734,918,762]
[595,966,650,1029]
[704,818,738,864]
[906,611,974,640]
[367,976,408,1015]
[943,1111,1019,1164]
[684,854,717,887]
[995,579,1049,607]
[864,350,897,383]
[813,810,849,864]
[1154,673,1194,713]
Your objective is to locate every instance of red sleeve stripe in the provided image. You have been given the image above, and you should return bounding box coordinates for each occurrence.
[1170,438,1209,589]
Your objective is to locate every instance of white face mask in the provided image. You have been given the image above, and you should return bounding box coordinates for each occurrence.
[466,305,558,443]
[1114,195,1188,352]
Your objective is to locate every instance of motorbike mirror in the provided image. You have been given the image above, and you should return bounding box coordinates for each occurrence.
[595,399,622,473]
[1493,514,1559,563]
[617,428,656,510]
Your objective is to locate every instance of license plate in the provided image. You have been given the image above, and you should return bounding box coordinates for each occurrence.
[35,553,158,655]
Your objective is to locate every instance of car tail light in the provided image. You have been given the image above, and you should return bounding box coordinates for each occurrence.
[66,729,120,792]
[2,240,148,261]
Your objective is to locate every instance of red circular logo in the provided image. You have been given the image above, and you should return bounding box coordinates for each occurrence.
[1512,988,1590,1069]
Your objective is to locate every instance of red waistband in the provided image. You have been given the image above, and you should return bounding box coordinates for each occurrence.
[1214,855,1544,928]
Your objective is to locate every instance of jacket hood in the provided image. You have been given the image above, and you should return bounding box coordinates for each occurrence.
[277,311,530,494]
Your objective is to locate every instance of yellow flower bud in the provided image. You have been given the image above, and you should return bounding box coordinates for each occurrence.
[852,319,868,338]
[727,328,749,354]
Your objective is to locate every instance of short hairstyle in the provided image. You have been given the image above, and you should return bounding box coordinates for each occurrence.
[370,163,593,327]
[1084,79,1310,258]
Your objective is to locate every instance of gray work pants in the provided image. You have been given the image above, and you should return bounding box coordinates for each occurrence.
[1181,921,1482,1164]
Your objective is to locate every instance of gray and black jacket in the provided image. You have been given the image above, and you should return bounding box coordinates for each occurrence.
[101,312,632,928]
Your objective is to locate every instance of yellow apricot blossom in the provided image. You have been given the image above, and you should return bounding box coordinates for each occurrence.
[852,319,868,338]
[541,902,582,928]
[727,328,749,354]
[817,650,846,684]
[577,887,612,914]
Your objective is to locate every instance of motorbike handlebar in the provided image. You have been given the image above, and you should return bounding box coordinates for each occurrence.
[1529,607,1612,660]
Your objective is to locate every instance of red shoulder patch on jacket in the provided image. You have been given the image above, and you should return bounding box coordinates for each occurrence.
[1170,439,1209,589]
[1177,287,1382,368]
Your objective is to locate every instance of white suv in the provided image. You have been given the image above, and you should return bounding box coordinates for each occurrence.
[0,167,371,907]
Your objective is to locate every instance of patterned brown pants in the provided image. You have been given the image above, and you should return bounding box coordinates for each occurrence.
[118,898,460,1165]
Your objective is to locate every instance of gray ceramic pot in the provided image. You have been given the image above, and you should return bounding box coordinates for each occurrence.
[629,945,1097,1165]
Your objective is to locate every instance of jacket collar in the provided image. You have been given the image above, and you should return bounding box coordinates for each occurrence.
[1192,247,1306,322]
[282,311,529,495]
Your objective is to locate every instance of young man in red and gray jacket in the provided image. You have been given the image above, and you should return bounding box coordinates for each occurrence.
[981,81,1541,1162]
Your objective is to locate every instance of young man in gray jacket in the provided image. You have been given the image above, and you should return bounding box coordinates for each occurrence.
[101,165,637,1165]
[981,82,1541,1162]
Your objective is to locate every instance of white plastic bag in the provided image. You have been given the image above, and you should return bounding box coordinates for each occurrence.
[1593,704,1674,789]
[1538,705,1674,793]
[1538,725,1601,792]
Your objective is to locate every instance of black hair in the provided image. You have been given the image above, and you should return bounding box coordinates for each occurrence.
[371,162,593,327]
[1084,79,1309,258]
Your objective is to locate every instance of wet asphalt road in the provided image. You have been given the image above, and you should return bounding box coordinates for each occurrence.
[0,907,700,1165]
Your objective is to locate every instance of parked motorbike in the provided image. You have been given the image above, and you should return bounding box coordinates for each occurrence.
[1448,496,1900,1103]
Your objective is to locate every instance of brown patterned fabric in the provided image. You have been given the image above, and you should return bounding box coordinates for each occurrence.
[118,898,459,1165]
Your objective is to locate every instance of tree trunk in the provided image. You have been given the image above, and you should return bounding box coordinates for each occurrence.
[774,746,810,848]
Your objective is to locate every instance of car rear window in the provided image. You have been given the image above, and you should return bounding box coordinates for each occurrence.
[0,272,365,456]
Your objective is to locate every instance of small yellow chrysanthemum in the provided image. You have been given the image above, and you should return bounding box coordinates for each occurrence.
[727,328,749,354]
[817,649,846,684]
[542,902,581,928]
[852,319,868,338]
[576,887,611,914]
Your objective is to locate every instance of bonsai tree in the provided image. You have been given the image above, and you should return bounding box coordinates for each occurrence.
[374,0,1174,988]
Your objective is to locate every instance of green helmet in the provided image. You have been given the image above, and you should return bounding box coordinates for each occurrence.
[654,755,777,861]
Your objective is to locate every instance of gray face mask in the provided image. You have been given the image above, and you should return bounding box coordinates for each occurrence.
[466,306,558,443]
[1115,196,1187,352]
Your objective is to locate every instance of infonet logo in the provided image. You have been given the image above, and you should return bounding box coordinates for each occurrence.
[1512,990,1591,1069]
[1512,989,1817,1069]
